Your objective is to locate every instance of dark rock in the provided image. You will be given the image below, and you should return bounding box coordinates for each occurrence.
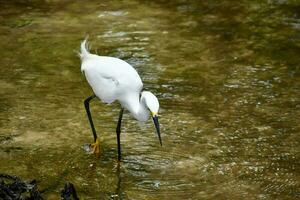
[60,182,79,200]
[0,174,79,200]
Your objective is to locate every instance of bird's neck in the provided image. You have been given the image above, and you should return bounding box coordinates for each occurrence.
[120,93,149,122]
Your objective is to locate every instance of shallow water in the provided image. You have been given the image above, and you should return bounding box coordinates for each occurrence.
[0,0,299,199]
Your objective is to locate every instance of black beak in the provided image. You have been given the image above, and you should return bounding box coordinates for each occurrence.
[152,115,162,146]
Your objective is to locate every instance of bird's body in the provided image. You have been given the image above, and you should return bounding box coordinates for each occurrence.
[81,54,150,121]
[81,55,142,104]
[79,39,161,161]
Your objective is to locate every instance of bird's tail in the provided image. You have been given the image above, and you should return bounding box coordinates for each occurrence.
[79,37,90,60]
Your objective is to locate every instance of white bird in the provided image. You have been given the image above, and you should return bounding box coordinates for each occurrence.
[79,39,162,161]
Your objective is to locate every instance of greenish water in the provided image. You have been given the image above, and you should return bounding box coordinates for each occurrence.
[0,0,299,199]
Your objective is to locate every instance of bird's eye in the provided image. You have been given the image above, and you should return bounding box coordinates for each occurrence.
[151,111,158,117]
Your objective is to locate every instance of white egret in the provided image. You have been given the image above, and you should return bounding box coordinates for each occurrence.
[79,39,162,161]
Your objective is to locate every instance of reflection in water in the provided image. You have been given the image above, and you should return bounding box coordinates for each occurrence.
[0,0,299,199]
[111,164,125,200]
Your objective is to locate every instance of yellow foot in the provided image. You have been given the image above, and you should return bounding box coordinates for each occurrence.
[90,138,101,154]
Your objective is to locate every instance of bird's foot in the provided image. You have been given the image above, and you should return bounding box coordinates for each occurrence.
[90,138,101,154]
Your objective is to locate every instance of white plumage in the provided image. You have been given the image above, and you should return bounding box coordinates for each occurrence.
[80,39,159,122]
[79,39,162,160]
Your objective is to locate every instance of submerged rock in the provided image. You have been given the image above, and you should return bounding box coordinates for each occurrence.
[0,174,43,200]
[0,174,79,200]
[61,182,79,200]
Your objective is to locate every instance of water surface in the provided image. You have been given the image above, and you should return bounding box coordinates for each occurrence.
[0,0,299,199]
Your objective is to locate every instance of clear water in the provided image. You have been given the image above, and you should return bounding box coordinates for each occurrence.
[0,0,299,199]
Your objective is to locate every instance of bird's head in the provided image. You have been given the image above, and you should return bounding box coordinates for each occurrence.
[141,91,162,146]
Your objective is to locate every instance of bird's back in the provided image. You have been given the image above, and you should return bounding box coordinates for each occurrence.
[81,55,143,104]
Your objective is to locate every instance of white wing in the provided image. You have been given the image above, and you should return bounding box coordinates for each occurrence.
[82,55,143,104]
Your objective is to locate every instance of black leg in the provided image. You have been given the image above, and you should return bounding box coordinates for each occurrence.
[116,108,124,161]
[84,94,97,142]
